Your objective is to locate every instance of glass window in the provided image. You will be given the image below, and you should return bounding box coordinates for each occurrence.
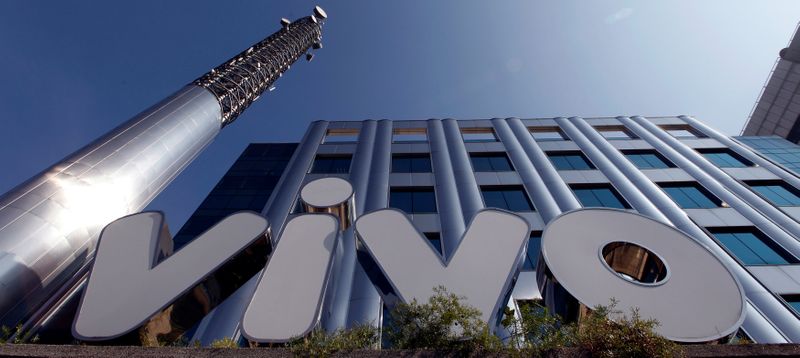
[548,152,595,170]
[623,150,674,169]
[660,125,704,138]
[659,183,722,209]
[392,154,432,173]
[596,126,635,140]
[530,127,567,141]
[481,186,534,211]
[461,128,498,142]
[324,129,359,143]
[709,228,798,265]
[309,155,352,174]
[783,295,800,316]
[572,185,631,209]
[522,233,541,271]
[390,187,437,213]
[470,153,514,172]
[699,149,753,168]
[748,182,800,206]
[393,129,427,143]
[424,232,443,255]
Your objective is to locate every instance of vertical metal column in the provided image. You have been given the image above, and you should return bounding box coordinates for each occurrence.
[347,120,392,327]
[428,120,466,259]
[442,119,484,224]
[492,118,564,222]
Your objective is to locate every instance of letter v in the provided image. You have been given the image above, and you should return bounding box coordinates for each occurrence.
[355,208,530,327]
[73,211,268,340]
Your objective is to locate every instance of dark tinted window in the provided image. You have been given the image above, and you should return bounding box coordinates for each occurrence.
[390,187,437,213]
[660,183,722,209]
[783,295,800,316]
[572,185,630,209]
[392,154,432,173]
[481,186,534,211]
[700,149,752,168]
[522,233,541,271]
[470,153,514,172]
[749,182,800,206]
[548,152,595,170]
[424,232,443,255]
[710,228,797,265]
[310,155,352,174]
[624,150,674,169]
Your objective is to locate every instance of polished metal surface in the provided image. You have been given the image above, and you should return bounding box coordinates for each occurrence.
[538,209,745,343]
[193,15,324,126]
[0,86,221,327]
[427,120,466,259]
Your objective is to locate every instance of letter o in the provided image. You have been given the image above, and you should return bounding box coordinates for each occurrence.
[537,208,745,343]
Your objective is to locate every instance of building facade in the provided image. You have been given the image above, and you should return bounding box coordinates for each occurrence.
[140,115,800,345]
[742,23,800,141]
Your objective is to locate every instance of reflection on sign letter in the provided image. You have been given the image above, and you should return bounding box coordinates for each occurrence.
[242,214,339,343]
[355,208,529,327]
[73,211,269,340]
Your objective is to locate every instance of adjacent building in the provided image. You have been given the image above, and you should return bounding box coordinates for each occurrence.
[742,24,800,141]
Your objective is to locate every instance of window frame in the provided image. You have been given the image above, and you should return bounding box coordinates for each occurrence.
[697,148,754,168]
[480,185,535,212]
[658,182,723,209]
[392,128,428,143]
[622,149,675,169]
[594,125,636,140]
[707,227,799,266]
[570,184,631,209]
[469,152,515,172]
[323,129,359,144]
[389,186,438,214]
[529,126,568,141]
[522,232,542,271]
[547,151,596,170]
[309,154,353,174]
[461,128,499,143]
[746,180,800,206]
[391,153,433,173]
[659,124,705,139]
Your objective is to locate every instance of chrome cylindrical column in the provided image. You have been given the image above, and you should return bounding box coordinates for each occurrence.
[557,116,671,224]
[428,119,466,259]
[442,119,484,223]
[506,118,581,214]
[347,120,392,327]
[492,118,561,222]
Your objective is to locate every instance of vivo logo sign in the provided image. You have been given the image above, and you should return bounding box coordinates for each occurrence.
[72,177,746,343]
[72,178,531,343]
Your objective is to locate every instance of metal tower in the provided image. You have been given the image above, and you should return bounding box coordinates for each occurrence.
[0,6,327,329]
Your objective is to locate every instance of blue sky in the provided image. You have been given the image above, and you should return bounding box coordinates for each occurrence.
[1,1,799,231]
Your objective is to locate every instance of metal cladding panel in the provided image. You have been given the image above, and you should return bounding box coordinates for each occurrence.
[0,85,221,326]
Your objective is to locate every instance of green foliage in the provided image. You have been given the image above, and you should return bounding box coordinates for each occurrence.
[209,337,239,348]
[502,301,572,355]
[0,325,40,344]
[385,286,503,352]
[502,299,682,357]
[571,300,681,358]
[288,324,379,357]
